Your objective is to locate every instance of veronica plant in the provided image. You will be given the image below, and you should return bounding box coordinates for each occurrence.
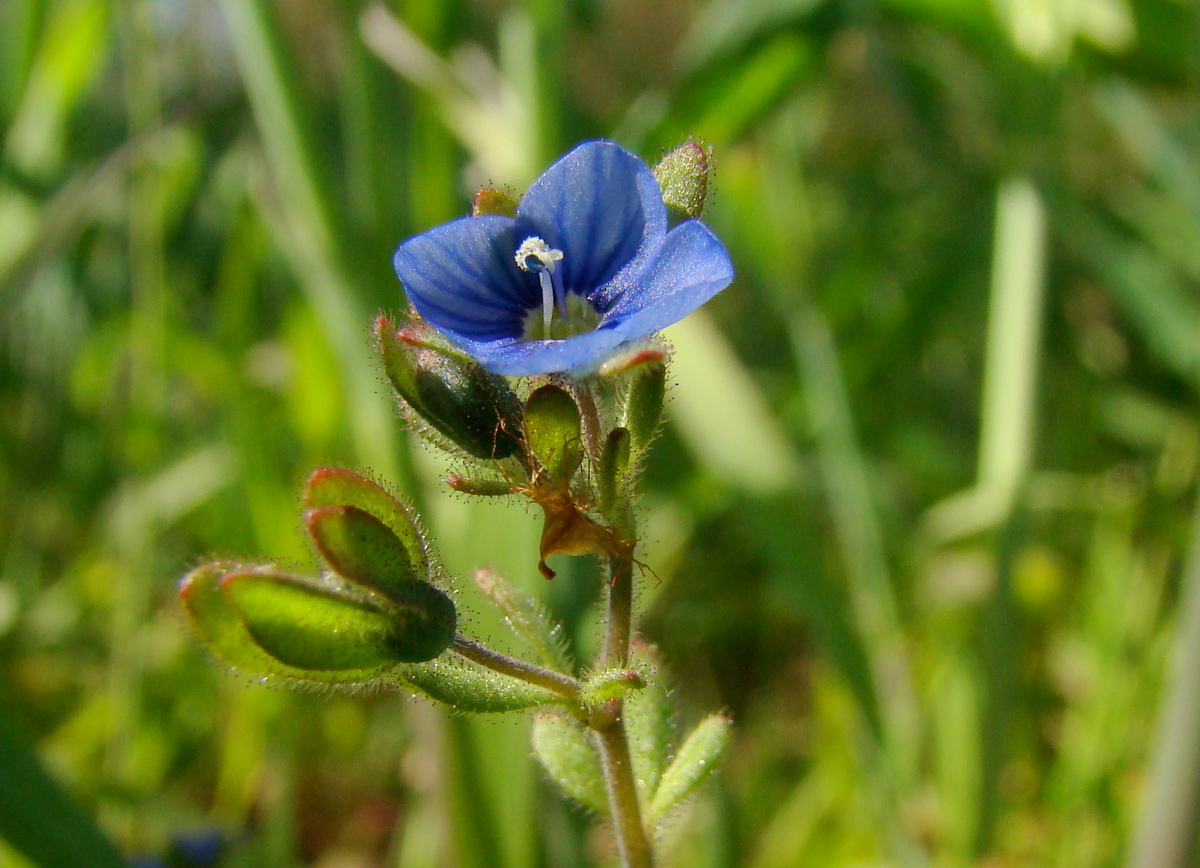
[181,141,734,867]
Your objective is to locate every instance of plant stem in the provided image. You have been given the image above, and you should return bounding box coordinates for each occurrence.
[595,551,654,867]
[594,713,655,868]
[603,553,635,667]
[451,636,581,700]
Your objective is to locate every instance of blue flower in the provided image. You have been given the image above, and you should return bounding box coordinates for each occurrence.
[393,141,734,376]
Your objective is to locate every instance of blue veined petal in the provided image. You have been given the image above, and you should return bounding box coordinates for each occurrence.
[394,215,535,341]
[454,326,633,377]
[601,220,734,339]
[515,141,667,300]
[456,222,730,375]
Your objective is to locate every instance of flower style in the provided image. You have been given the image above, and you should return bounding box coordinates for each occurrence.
[393,141,734,376]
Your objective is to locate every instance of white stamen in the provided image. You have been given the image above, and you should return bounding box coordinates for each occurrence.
[539,271,554,334]
[515,236,565,336]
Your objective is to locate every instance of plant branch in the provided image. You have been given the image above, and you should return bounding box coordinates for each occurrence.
[451,636,580,700]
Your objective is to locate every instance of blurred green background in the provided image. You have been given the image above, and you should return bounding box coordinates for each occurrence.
[2,0,1200,866]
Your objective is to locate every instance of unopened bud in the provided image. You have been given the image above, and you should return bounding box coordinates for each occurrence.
[444,474,514,497]
[523,385,583,487]
[376,315,523,460]
[623,361,667,454]
[653,141,712,223]
[472,187,518,218]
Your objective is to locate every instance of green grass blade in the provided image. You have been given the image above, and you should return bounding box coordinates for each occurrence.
[0,705,128,868]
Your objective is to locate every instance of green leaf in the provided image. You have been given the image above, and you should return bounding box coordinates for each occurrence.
[306,504,421,595]
[403,657,565,713]
[473,567,572,671]
[624,645,676,800]
[648,714,733,827]
[523,384,582,486]
[531,710,607,814]
[305,467,431,582]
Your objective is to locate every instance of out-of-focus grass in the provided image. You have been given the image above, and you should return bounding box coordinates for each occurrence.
[1,0,1199,866]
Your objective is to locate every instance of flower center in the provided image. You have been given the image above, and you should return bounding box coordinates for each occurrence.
[515,237,600,341]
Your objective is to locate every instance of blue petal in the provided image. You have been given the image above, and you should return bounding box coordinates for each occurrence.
[451,222,732,376]
[601,220,734,340]
[515,141,667,300]
[394,215,535,341]
[452,328,634,377]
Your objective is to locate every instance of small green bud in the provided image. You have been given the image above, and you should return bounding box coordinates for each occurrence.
[404,656,564,712]
[305,468,431,583]
[523,384,583,486]
[580,667,646,706]
[306,505,420,597]
[648,713,732,827]
[532,710,607,814]
[221,570,455,667]
[623,360,667,454]
[444,474,514,497]
[472,187,518,218]
[599,427,632,516]
[376,315,523,460]
[652,141,712,223]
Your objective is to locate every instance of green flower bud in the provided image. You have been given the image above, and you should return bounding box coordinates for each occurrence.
[647,713,732,827]
[623,360,667,454]
[376,315,523,460]
[523,384,583,487]
[580,667,646,706]
[444,474,514,497]
[652,141,712,223]
[599,427,632,516]
[532,710,607,814]
[472,187,518,218]
[305,468,432,584]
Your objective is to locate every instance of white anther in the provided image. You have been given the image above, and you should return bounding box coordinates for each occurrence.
[515,236,563,274]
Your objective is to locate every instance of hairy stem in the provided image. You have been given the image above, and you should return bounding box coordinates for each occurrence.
[594,713,654,868]
[603,553,635,668]
[451,636,581,700]
[595,550,653,866]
